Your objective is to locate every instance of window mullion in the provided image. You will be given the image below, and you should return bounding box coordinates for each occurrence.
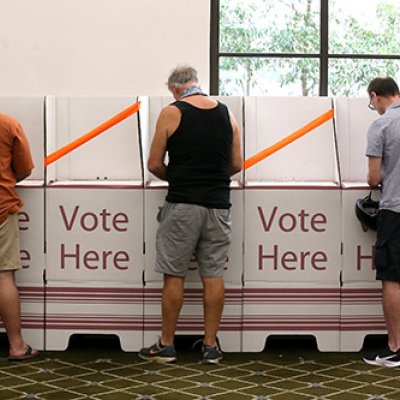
[210,0,220,95]
[320,0,329,96]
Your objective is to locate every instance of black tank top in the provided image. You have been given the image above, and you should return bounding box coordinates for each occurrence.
[165,100,233,209]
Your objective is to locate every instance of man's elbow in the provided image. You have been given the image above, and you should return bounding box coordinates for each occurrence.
[148,159,162,175]
[15,170,32,182]
[148,161,166,180]
[230,162,242,176]
[148,161,157,175]
[368,175,381,188]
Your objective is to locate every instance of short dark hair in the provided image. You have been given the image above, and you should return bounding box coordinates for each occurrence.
[367,77,400,97]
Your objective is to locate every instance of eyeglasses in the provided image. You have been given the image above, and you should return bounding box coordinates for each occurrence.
[368,98,376,111]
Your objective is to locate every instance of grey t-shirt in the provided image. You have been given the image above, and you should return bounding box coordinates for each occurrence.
[366,101,400,212]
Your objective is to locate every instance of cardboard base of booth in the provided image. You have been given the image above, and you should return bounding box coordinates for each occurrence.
[45,284,144,351]
[242,282,341,352]
[340,282,385,351]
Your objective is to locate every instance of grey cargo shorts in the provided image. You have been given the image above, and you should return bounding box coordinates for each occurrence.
[155,202,232,277]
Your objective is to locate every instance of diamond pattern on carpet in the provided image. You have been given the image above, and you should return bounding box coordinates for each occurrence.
[0,336,400,399]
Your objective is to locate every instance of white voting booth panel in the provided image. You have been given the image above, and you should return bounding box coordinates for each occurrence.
[340,283,384,352]
[45,284,143,352]
[45,186,144,350]
[0,96,45,180]
[244,187,341,283]
[46,187,143,285]
[244,96,337,182]
[12,185,45,350]
[243,187,341,351]
[46,96,143,182]
[243,96,341,351]
[45,96,145,351]
[243,282,341,352]
[334,97,378,183]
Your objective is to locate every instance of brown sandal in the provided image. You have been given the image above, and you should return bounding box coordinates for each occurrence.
[8,345,39,361]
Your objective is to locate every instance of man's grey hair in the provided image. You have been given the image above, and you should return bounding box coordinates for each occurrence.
[167,65,199,90]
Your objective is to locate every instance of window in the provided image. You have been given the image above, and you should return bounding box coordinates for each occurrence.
[210,0,400,96]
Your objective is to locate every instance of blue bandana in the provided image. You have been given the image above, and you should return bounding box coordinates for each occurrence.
[179,86,207,99]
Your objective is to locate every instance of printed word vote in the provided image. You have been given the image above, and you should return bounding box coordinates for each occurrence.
[257,206,327,233]
[59,205,130,270]
[60,205,128,232]
[256,206,328,271]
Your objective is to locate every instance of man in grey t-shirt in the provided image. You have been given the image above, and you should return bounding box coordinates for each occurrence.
[363,77,400,368]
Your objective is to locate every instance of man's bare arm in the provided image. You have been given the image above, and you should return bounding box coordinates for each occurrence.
[368,156,382,188]
[148,106,180,180]
[229,112,242,176]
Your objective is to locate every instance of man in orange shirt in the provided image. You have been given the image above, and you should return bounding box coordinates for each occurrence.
[0,112,39,360]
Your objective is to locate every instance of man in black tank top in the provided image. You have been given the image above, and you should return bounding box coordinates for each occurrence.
[139,66,242,364]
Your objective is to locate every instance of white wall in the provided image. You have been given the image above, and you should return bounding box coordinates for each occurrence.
[0,0,210,95]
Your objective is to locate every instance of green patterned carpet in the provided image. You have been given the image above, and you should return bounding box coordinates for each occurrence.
[0,335,399,400]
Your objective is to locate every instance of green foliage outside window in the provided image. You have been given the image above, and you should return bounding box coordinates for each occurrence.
[219,0,400,96]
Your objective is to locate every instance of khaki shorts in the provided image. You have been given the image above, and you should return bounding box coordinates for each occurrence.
[155,202,232,277]
[0,213,22,271]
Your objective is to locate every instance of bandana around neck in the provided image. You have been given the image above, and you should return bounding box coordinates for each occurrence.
[179,85,207,99]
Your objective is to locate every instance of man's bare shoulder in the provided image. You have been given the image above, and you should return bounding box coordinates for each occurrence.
[157,104,181,128]
[160,104,181,117]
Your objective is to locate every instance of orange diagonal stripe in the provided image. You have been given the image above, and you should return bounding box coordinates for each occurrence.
[45,101,141,166]
[243,108,335,170]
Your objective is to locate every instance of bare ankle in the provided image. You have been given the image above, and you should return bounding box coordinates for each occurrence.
[389,343,400,352]
[8,338,25,353]
[160,337,173,347]
[203,340,217,347]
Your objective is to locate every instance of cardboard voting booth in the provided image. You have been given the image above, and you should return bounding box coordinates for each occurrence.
[0,97,45,349]
[243,97,341,351]
[335,98,384,351]
[143,96,244,351]
[45,96,145,350]
[0,94,388,355]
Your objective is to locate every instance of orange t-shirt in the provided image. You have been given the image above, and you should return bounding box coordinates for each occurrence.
[0,113,34,224]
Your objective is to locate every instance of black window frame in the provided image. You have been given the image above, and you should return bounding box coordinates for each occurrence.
[210,0,400,96]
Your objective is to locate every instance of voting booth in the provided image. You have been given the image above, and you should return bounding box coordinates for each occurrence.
[0,97,46,350]
[1,94,389,354]
[44,96,145,351]
[143,96,244,351]
[243,97,342,351]
[335,97,384,351]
